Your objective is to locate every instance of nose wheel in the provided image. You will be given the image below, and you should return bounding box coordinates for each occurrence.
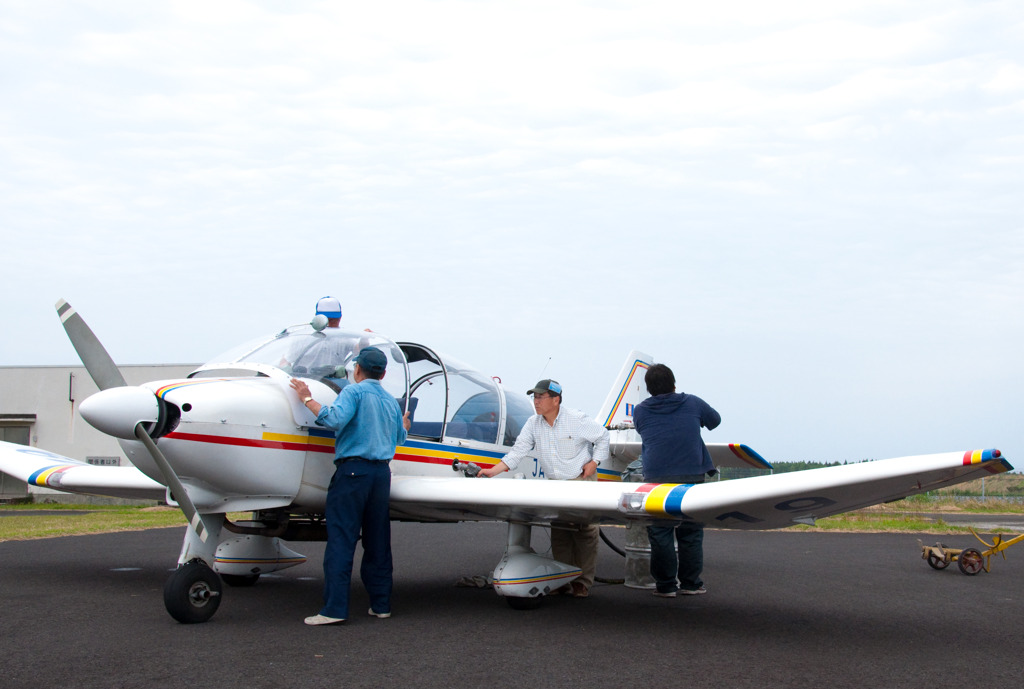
[164,560,223,623]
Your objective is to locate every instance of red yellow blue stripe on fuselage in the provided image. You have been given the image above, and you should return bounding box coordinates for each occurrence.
[155,379,229,398]
[164,430,507,467]
[162,431,623,480]
[394,440,504,467]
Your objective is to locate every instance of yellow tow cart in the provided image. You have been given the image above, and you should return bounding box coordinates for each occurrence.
[919,528,1024,575]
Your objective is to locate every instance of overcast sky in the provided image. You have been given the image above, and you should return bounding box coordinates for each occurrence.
[2,0,1022,466]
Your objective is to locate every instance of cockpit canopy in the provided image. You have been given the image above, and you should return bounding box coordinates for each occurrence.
[193,324,533,447]
[399,343,534,447]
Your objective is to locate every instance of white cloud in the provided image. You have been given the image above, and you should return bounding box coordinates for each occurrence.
[1,0,1022,463]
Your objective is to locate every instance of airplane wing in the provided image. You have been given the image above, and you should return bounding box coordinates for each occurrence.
[390,449,1011,529]
[0,441,166,501]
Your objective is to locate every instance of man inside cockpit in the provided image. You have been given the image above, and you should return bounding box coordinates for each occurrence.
[315,295,343,328]
[286,296,351,386]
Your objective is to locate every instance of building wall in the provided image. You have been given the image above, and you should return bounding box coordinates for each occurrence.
[0,364,197,502]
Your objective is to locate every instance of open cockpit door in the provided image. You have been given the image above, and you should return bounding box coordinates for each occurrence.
[399,343,450,441]
[399,343,527,447]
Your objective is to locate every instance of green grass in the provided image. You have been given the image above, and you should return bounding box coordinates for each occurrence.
[884,495,1024,513]
[791,512,985,534]
[0,505,187,541]
[2,495,1022,541]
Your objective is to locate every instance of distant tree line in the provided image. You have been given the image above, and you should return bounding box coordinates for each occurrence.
[717,460,850,480]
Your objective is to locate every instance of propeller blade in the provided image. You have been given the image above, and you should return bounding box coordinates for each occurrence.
[55,299,127,391]
[134,424,212,544]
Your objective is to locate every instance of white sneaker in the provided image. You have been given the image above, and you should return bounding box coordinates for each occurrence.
[679,587,707,596]
[653,590,677,598]
[304,614,345,626]
[368,608,392,619]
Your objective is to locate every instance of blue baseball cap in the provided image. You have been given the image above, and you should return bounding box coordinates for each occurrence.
[353,347,387,375]
[527,379,562,396]
[315,296,342,319]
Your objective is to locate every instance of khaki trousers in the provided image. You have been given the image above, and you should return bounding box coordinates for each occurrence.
[551,472,599,589]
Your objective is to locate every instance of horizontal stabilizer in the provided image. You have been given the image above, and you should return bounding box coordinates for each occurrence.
[605,439,771,473]
[708,443,772,470]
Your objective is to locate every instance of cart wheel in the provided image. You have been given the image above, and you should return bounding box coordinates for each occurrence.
[958,547,984,576]
[926,544,950,570]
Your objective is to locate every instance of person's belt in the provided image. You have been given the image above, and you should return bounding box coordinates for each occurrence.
[336,456,390,463]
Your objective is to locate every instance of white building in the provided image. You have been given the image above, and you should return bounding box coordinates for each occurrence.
[0,364,197,502]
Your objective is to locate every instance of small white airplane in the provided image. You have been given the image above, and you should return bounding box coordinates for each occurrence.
[0,300,1011,623]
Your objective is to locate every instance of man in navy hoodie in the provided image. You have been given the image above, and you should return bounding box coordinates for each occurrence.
[632,363,721,597]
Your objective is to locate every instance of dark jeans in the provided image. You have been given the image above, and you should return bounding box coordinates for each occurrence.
[646,473,705,593]
[321,459,392,619]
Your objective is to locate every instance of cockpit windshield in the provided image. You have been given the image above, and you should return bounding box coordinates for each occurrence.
[194,326,531,447]
[195,325,409,401]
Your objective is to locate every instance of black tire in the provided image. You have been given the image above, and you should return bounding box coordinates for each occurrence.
[927,544,950,570]
[505,596,543,610]
[958,547,984,576]
[221,573,260,587]
[164,561,223,623]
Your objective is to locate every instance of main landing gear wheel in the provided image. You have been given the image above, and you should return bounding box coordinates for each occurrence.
[164,561,223,623]
[926,544,950,570]
[958,547,984,576]
[505,596,544,610]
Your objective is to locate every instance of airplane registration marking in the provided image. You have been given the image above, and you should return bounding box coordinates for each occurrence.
[601,359,650,427]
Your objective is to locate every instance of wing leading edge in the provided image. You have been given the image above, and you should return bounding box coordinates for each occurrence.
[389,449,1010,529]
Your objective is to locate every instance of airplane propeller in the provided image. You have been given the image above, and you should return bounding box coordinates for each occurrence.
[56,299,127,390]
[56,299,212,543]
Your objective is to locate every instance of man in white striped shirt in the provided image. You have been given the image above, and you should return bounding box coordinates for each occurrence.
[479,379,610,597]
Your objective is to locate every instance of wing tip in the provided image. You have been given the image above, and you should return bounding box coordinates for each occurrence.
[729,443,773,470]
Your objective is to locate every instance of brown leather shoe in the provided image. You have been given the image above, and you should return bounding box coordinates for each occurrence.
[550,584,571,596]
[571,582,589,598]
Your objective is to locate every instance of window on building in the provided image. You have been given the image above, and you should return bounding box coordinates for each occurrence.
[0,423,31,499]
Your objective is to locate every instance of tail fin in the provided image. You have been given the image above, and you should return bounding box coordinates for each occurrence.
[595,350,653,428]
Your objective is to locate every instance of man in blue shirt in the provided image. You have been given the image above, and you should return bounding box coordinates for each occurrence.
[632,363,720,598]
[290,346,410,625]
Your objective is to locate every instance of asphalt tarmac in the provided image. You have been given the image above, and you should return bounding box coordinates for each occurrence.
[2,522,1023,689]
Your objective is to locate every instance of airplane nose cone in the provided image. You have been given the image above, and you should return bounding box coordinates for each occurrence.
[79,386,161,440]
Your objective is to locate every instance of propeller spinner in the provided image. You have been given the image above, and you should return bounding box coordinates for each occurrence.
[56,298,212,543]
